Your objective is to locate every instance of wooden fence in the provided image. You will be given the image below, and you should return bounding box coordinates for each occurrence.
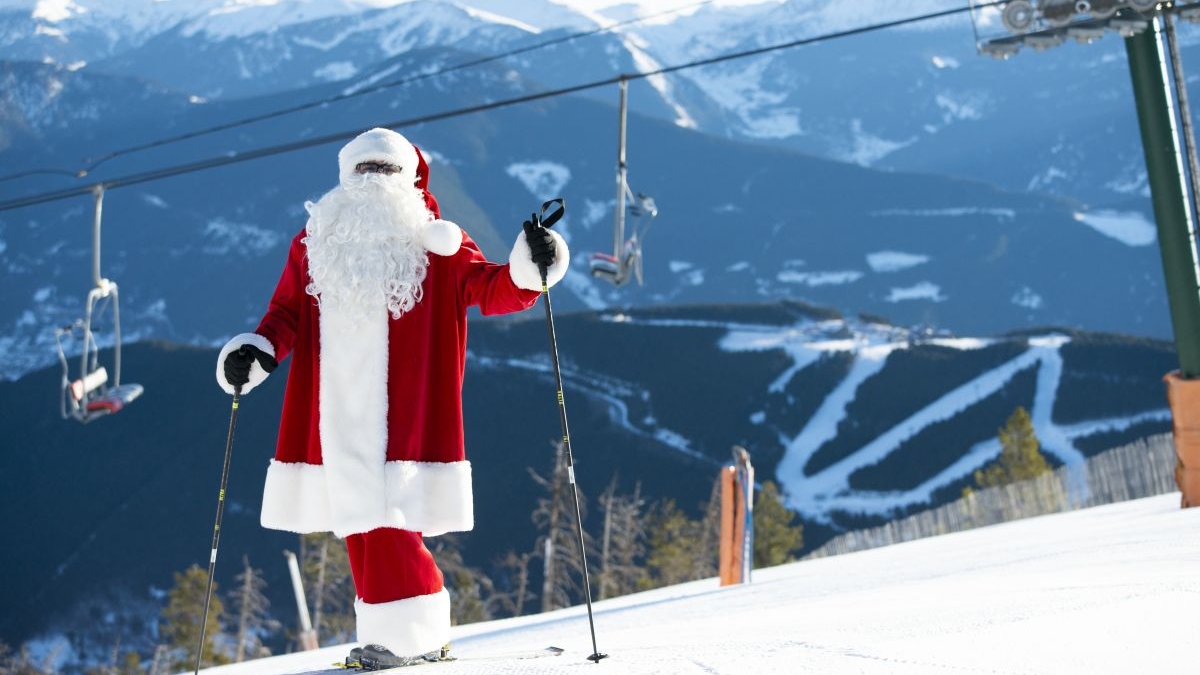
[805,434,1177,559]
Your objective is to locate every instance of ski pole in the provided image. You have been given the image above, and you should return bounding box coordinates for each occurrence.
[194,384,241,675]
[529,199,608,664]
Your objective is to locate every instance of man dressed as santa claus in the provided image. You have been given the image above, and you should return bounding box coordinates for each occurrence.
[216,128,568,668]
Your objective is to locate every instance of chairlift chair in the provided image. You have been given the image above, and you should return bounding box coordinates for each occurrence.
[54,186,143,423]
[590,78,659,288]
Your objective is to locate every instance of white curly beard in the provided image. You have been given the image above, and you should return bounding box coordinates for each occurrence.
[303,173,434,322]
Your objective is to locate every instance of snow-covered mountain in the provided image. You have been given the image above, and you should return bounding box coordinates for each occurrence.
[3,0,1190,203]
[0,43,1176,381]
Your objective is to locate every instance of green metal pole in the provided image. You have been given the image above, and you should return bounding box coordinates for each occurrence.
[1125,16,1200,378]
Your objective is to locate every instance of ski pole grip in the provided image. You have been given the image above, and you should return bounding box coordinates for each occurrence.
[539,198,565,229]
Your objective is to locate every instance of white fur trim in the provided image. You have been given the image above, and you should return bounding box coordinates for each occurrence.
[508,229,569,291]
[260,459,474,536]
[420,219,462,257]
[382,460,473,536]
[319,305,390,537]
[338,128,419,188]
[355,589,450,657]
[260,459,334,533]
[215,332,276,395]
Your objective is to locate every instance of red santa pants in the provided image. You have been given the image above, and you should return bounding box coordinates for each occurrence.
[346,528,444,602]
[345,527,449,654]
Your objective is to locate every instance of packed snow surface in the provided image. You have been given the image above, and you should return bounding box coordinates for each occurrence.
[198,493,1200,675]
[1073,210,1158,247]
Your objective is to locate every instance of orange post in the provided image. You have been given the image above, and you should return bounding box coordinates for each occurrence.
[719,447,754,586]
[719,467,742,586]
[1165,371,1200,507]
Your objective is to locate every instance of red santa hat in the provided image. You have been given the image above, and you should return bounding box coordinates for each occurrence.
[337,127,460,255]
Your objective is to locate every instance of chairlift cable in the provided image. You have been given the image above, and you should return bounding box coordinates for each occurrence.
[0,2,1002,214]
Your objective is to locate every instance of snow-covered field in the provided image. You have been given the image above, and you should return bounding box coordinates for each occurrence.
[200,493,1200,675]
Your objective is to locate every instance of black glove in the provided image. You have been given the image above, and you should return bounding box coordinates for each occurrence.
[523,218,557,271]
[224,344,278,389]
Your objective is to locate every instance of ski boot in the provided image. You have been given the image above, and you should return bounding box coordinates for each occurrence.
[346,644,445,670]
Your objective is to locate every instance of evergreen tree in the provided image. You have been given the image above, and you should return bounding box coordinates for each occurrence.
[0,641,48,675]
[975,406,1050,489]
[692,476,722,581]
[115,652,141,675]
[529,442,591,612]
[752,481,804,568]
[160,565,229,671]
[146,645,169,675]
[82,637,125,675]
[488,551,534,618]
[597,477,648,600]
[227,556,279,662]
[300,532,355,646]
[643,499,707,587]
[428,535,494,625]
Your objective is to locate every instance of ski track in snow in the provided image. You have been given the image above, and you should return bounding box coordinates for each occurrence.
[469,352,714,465]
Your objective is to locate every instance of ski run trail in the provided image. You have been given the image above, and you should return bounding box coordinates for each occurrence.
[201,493,1199,675]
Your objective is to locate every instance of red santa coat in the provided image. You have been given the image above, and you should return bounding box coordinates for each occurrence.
[248,228,551,538]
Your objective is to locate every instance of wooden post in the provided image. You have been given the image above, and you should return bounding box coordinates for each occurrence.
[719,447,754,586]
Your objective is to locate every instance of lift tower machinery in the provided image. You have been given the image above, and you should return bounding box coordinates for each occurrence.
[969,0,1200,507]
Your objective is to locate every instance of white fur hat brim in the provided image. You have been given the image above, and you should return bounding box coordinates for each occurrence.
[338,128,419,187]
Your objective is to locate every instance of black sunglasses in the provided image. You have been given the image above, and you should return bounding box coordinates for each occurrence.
[355,161,401,175]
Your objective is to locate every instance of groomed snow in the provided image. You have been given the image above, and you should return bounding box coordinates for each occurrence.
[1073,210,1158,247]
[865,250,929,273]
[198,493,1200,675]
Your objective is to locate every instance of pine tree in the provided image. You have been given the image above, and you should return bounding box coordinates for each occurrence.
[300,532,355,646]
[0,641,47,675]
[146,645,169,675]
[82,637,122,675]
[597,477,648,600]
[227,556,279,662]
[160,565,229,670]
[529,442,592,612]
[692,476,722,581]
[488,551,534,618]
[975,406,1050,489]
[115,652,141,675]
[752,481,804,568]
[643,499,706,587]
[428,535,494,625]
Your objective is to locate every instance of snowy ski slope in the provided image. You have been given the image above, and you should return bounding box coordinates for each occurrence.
[197,493,1199,675]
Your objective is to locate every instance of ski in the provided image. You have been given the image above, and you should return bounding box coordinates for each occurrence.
[290,646,564,674]
[432,645,564,664]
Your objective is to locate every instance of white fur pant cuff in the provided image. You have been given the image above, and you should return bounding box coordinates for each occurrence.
[355,589,450,656]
